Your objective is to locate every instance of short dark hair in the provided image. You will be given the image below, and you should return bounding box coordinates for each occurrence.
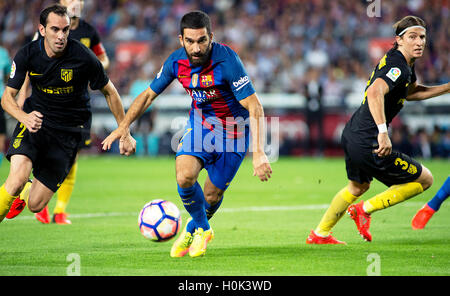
[180,10,211,36]
[40,4,68,26]
[392,15,426,49]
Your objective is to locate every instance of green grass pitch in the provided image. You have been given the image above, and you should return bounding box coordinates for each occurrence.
[0,156,449,276]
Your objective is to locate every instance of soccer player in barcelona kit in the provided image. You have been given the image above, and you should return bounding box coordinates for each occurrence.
[0,4,135,224]
[102,11,272,257]
[8,0,110,225]
[307,16,450,244]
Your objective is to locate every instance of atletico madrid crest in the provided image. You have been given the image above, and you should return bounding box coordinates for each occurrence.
[61,69,73,82]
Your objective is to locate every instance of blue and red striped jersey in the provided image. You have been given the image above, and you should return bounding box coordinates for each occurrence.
[150,42,255,138]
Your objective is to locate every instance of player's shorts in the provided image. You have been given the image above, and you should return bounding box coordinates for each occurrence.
[6,122,81,192]
[0,108,6,134]
[79,117,92,150]
[342,135,422,187]
[175,123,249,191]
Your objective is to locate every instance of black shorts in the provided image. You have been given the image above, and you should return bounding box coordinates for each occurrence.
[342,135,422,187]
[0,108,6,134]
[79,117,92,150]
[6,122,81,192]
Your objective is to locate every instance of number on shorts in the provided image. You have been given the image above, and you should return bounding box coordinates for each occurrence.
[394,157,417,175]
[17,123,27,138]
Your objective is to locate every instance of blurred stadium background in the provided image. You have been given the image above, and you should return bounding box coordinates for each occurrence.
[1,0,449,159]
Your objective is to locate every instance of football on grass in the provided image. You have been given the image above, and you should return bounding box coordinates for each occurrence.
[138,199,181,242]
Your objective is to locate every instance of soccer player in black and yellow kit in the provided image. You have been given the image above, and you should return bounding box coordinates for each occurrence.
[307,15,450,244]
[9,0,110,224]
[0,4,135,224]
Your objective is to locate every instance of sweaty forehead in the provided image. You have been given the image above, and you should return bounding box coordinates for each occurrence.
[183,28,209,40]
[46,12,70,27]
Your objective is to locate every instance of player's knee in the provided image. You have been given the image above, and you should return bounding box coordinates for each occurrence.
[4,176,28,196]
[348,182,370,196]
[418,167,433,191]
[27,198,45,213]
[204,192,221,206]
[176,171,197,188]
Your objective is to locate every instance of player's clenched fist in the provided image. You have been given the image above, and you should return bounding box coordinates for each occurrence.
[23,111,43,133]
[119,134,136,156]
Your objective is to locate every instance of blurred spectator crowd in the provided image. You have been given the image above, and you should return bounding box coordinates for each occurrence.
[1,0,448,98]
[391,124,450,159]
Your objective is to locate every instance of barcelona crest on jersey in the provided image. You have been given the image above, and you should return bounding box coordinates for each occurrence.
[201,75,213,87]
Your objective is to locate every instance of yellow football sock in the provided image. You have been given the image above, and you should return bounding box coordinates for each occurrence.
[54,162,78,214]
[363,182,424,214]
[0,184,19,222]
[19,181,32,204]
[315,186,358,237]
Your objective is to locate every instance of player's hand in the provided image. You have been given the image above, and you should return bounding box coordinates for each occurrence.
[23,111,43,133]
[119,133,136,156]
[101,127,126,151]
[374,132,392,157]
[253,152,272,182]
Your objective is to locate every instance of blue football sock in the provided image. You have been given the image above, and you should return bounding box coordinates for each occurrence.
[427,176,450,211]
[186,195,224,233]
[177,182,210,232]
[206,196,223,219]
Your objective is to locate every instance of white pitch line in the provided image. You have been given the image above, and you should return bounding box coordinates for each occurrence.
[11,202,425,221]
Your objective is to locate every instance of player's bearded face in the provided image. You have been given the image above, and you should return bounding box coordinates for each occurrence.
[180,28,213,67]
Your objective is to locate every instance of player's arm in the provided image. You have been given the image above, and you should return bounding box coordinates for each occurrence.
[366,78,391,157]
[16,32,40,109]
[0,86,42,133]
[100,80,136,156]
[91,30,110,70]
[16,74,31,109]
[239,93,272,181]
[96,52,110,70]
[406,81,450,101]
[101,86,158,152]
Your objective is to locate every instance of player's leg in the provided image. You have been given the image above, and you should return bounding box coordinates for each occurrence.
[0,155,33,222]
[171,154,209,258]
[308,139,370,244]
[184,175,225,234]
[188,150,245,257]
[52,155,78,224]
[27,179,56,213]
[307,180,368,244]
[186,175,222,258]
[176,154,210,231]
[203,175,225,220]
[3,122,39,220]
[348,154,428,241]
[363,164,431,214]
[411,175,449,229]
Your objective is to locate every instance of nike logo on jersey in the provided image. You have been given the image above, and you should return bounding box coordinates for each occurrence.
[29,72,43,76]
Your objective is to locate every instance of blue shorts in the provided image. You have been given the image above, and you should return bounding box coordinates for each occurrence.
[176,123,249,191]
